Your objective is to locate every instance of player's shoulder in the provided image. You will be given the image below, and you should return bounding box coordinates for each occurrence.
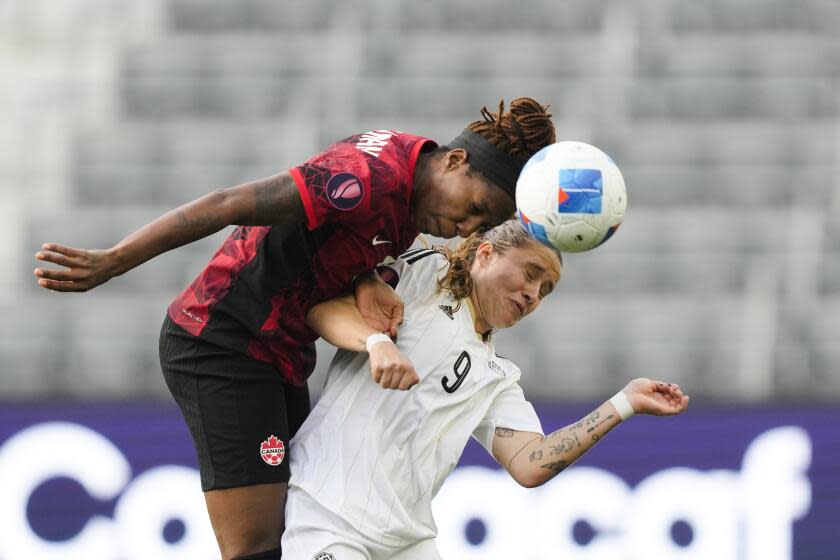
[325,130,431,158]
[378,248,448,300]
[397,248,448,277]
[398,247,445,265]
[307,131,434,186]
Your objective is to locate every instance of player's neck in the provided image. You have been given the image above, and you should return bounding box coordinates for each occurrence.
[466,289,492,340]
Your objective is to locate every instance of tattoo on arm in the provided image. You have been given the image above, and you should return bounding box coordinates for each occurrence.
[495,427,514,438]
[505,435,543,471]
[244,173,305,226]
[175,210,217,232]
[549,437,575,456]
[524,407,615,479]
[540,460,568,473]
[586,414,615,434]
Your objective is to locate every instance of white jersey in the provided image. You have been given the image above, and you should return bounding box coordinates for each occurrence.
[288,250,543,548]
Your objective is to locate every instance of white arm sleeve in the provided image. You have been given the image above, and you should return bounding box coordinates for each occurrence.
[472,383,544,454]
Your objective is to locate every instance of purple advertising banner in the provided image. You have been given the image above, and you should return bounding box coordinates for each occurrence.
[0,402,837,559]
[448,403,840,560]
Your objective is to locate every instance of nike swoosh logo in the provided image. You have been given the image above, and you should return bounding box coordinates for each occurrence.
[372,235,391,246]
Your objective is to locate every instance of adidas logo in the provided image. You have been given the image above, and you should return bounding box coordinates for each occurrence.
[439,304,455,320]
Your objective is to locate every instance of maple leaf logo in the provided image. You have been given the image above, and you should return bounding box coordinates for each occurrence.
[259,435,286,466]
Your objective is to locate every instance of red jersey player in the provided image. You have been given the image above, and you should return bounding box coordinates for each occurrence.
[34,98,556,560]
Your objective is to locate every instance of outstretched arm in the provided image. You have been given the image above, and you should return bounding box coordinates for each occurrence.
[306,295,419,390]
[492,378,689,488]
[34,171,304,292]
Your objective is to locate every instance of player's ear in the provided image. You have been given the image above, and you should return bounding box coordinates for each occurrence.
[443,148,468,171]
[474,241,494,264]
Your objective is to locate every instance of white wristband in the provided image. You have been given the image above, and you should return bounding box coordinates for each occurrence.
[609,391,635,421]
[365,333,392,353]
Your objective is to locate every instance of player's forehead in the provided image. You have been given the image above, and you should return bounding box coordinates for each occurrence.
[506,243,561,283]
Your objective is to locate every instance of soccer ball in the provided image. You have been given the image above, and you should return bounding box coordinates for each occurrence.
[516,141,627,252]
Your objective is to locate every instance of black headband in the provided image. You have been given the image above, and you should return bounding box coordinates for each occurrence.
[448,129,529,201]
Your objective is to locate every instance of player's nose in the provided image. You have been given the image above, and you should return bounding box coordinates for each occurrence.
[522,284,540,305]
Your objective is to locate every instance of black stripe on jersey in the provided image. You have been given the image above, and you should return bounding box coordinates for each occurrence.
[399,247,429,260]
[405,249,440,264]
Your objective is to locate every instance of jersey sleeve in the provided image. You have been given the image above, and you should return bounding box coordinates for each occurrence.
[288,142,375,230]
[472,382,544,454]
[376,250,446,306]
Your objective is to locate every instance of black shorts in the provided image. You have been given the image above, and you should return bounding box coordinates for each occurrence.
[159,314,310,492]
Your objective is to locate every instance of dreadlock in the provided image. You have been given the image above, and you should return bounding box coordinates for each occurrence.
[467,97,556,162]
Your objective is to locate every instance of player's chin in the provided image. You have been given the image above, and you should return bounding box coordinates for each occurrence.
[435,218,460,239]
[499,313,522,329]
[418,215,440,237]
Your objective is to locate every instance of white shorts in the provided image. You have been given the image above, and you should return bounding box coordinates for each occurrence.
[281,485,443,560]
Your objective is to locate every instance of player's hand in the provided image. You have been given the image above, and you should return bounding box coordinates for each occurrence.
[368,339,419,390]
[34,244,118,292]
[622,378,690,416]
[354,271,404,339]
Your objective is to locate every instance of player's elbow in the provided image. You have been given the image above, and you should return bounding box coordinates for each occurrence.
[214,187,251,224]
[510,469,547,489]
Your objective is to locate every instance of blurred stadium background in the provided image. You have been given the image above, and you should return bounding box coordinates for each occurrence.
[1,0,838,558]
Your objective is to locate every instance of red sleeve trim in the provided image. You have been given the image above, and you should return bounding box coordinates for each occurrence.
[289,167,319,230]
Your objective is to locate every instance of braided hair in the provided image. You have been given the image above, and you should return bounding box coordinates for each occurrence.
[467,97,556,162]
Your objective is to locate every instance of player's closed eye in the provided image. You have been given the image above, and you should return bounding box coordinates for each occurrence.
[524,268,552,299]
[539,283,553,299]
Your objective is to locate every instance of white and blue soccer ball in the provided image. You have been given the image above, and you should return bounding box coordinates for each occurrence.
[516,141,627,252]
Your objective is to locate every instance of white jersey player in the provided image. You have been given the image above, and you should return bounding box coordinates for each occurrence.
[282,220,690,559]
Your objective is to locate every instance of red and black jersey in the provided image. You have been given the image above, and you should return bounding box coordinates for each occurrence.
[168,131,436,386]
